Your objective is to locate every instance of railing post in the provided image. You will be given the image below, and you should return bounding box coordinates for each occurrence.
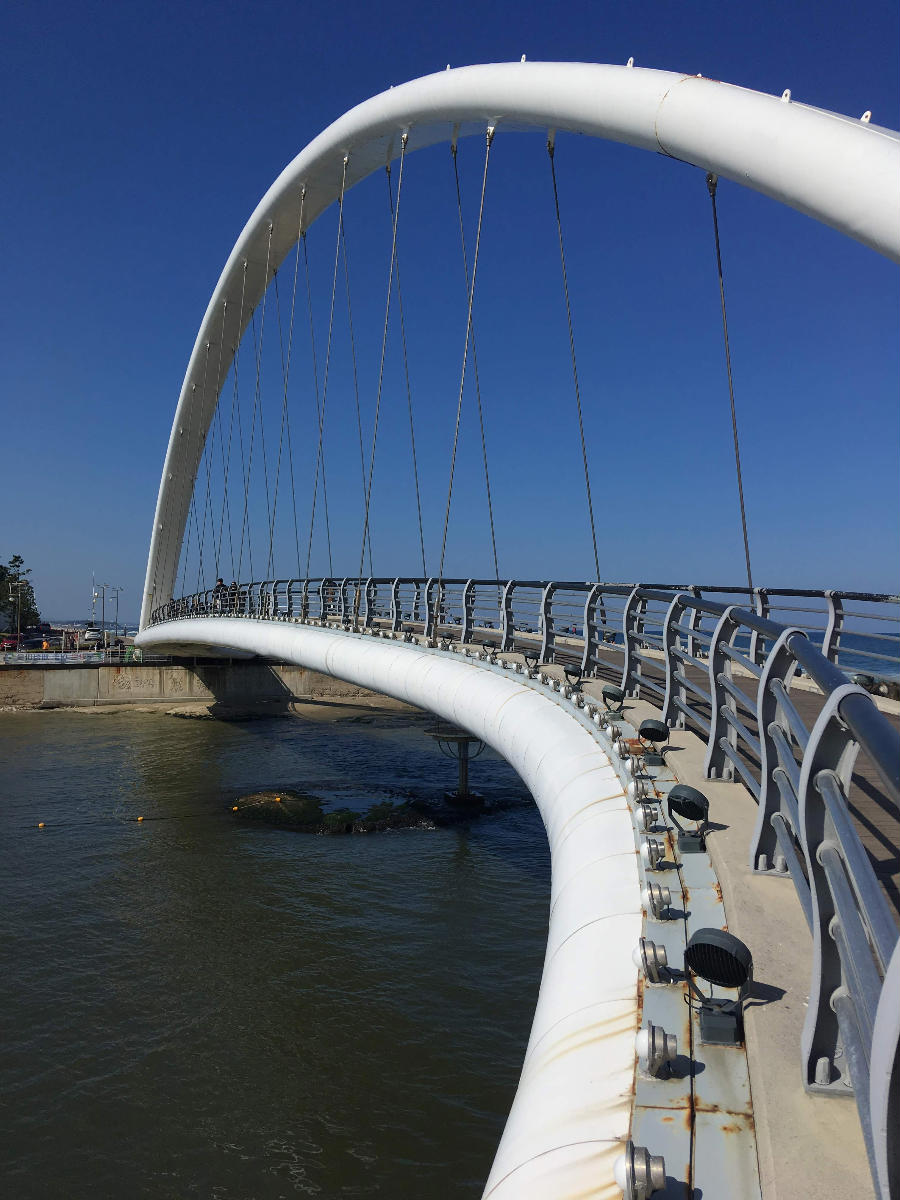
[823,590,844,665]
[661,592,689,727]
[338,577,349,625]
[581,584,604,676]
[461,580,475,644]
[390,579,401,632]
[749,587,769,666]
[424,578,436,641]
[797,685,867,1098]
[750,627,806,872]
[501,581,516,653]
[683,586,703,661]
[363,578,375,628]
[621,586,646,696]
[538,583,555,661]
[704,605,742,780]
[870,941,900,1200]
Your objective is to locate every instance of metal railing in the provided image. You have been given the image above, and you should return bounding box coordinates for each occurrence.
[151,575,900,1197]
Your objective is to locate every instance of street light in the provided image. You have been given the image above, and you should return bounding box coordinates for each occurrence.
[108,587,123,641]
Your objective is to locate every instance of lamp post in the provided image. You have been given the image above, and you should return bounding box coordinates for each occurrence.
[109,587,123,642]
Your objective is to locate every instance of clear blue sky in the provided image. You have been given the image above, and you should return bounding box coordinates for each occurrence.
[2,0,898,622]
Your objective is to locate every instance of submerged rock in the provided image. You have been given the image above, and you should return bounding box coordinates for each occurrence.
[233,790,436,834]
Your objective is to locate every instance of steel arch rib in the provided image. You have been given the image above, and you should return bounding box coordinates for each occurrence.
[140,61,900,628]
[135,617,640,1198]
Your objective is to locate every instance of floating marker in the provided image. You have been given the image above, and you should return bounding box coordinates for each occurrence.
[232,805,239,812]
[38,822,45,829]
[137,816,144,822]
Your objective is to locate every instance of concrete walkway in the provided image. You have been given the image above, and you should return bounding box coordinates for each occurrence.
[583,685,875,1200]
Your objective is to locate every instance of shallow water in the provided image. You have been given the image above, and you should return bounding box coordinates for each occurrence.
[0,709,550,1198]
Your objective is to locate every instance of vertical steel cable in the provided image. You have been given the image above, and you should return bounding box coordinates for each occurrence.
[386,162,427,578]
[236,221,275,582]
[548,137,600,582]
[707,173,754,596]
[303,231,334,578]
[195,341,220,590]
[305,159,348,579]
[437,126,495,585]
[267,191,307,578]
[216,262,250,579]
[339,197,373,575]
[210,299,230,579]
[353,131,409,627]
[451,140,500,584]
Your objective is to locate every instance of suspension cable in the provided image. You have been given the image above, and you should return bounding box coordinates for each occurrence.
[386,161,427,578]
[305,158,348,580]
[548,136,600,582]
[340,194,373,575]
[707,173,754,596]
[194,341,215,591]
[267,191,308,578]
[236,221,274,582]
[451,138,500,583]
[210,299,231,579]
[437,126,495,585]
[302,230,334,579]
[216,263,249,580]
[353,131,409,627]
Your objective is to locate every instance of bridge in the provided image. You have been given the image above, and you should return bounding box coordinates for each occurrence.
[135,64,900,1200]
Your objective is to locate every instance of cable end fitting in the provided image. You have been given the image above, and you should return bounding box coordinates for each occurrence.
[706,172,718,198]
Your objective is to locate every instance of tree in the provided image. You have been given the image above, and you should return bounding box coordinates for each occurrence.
[0,554,41,635]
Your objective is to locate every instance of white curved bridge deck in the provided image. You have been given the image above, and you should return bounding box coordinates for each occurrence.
[140,618,642,1197]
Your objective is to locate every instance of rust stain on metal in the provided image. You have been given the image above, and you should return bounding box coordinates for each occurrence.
[713,881,723,903]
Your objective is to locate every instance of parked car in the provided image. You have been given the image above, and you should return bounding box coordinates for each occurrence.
[1,636,18,650]
[82,630,103,644]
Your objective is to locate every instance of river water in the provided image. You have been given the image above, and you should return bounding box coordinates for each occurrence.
[0,709,550,1199]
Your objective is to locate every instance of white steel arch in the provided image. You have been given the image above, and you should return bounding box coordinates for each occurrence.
[140,60,900,629]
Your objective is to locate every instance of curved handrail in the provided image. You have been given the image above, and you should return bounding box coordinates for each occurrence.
[150,574,900,1196]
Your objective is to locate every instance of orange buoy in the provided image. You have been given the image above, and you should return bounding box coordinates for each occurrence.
[137,816,144,822]
[232,805,239,812]
[38,822,45,829]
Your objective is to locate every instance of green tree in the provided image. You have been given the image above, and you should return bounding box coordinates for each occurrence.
[0,554,41,635]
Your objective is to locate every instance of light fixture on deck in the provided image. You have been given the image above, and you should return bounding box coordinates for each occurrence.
[666,784,710,853]
[602,683,626,714]
[633,937,669,983]
[635,1021,678,1077]
[684,928,753,1046]
[638,719,669,766]
[614,1140,666,1200]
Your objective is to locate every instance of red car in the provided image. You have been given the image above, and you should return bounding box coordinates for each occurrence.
[1,636,18,650]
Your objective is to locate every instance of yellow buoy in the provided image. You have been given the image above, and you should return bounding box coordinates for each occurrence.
[38,822,45,829]
[137,816,144,822]
[232,805,239,812]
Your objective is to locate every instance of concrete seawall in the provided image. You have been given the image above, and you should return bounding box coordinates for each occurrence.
[0,662,413,713]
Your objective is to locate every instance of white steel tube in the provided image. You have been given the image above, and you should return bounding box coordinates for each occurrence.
[136,618,640,1198]
[140,61,900,629]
